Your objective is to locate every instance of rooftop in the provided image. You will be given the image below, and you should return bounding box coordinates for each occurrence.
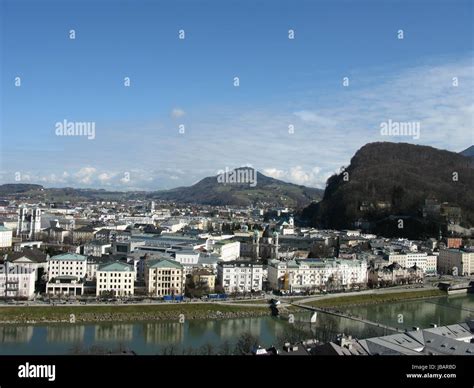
[98,261,134,272]
[50,253,87,262]
[146,258,183,269]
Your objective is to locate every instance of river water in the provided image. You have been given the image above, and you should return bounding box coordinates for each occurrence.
[0,294,472,355]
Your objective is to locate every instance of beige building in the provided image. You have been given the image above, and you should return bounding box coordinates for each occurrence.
[96,261,135,297]
[72,226,96,244]
[192,269,216,292]
[368,263,423,287]
[388,252,437,275]
[438,249,474,276]
[145,258,184,297]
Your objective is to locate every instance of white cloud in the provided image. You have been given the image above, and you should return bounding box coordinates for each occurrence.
[264,166,333,188]
[74,167,96,184]
[171,108,186,119]
[98,173,112,182]
[293,111,337,128]
[262,168,286,180]
[2,57,471,191]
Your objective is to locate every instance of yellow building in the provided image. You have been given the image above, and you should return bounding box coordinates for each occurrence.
[145,258,184,297]
[192,269,216,292]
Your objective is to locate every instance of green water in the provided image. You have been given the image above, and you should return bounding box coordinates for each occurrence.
[0,294,472,355]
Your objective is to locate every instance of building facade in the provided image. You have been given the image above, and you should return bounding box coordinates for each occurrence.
[46,253,87,296]
[388,253,437,275]
[47,253,88,280]
[192,269,216,292]
[0,226,13,249]
[96,261,135,296]
[83,240,112,257]
[17,206,41,240]
[368,263,424,287]
[5,249,48,281]
[145,258,184,297]
[0,264,36,300]
[212,240,240,261]
[267,258,367,292]
[438,249,474,276]
[217,261,263,293]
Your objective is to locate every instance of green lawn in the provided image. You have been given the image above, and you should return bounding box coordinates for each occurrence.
[225,299,269,304]
[306,289,445,308]
[0,303,270,323]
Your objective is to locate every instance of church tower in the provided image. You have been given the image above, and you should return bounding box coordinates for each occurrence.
[31,208,41,239]
[253,229,260,259]
[271,231,279,259]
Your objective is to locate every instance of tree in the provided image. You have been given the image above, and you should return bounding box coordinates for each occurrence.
[214,285,225,294]
[234,332,259,355]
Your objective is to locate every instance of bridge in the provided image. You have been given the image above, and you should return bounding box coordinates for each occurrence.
[425,300,474,313]
[291,302,405,333]
[437,281,473,293]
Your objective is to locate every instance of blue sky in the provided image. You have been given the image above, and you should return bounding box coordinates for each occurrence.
[1,0,473,190]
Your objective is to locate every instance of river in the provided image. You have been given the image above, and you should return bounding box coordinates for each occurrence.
[0,294,472,355]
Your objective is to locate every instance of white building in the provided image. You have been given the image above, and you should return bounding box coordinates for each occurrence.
[277,217,295,235]
[0,264,36,300]
[438,249,474,276]
[46,253,87,296]
[86,258,99,280]
[212,240,240,261]
[47,253,87,280]
[83,240,112,257]
[173,249,200,265]
[160,218,188,233]
[390,238,418,252]
[96,261,136,297]
[5,249,48,281]
[0,226,13,248]
[121,215,156,225]
[217,261,263,293]
[17,206,41,240]
[388,252,437,275]
[267,258,367,292]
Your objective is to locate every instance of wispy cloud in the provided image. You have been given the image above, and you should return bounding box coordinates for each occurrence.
[171,108,186,119]
[1,56,472,190]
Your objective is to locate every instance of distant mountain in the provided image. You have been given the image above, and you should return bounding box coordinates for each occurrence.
[150,167,324,207]
[302,142,474,238]
[0,169,323,207]
[0,184,143,202]
[0,183,44,195]
[460,145,474,158]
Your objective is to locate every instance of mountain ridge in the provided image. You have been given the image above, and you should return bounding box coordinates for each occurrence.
[0,168,324,207]
[302,142,474,237]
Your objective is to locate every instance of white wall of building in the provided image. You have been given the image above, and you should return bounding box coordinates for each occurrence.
[0,265,36,299]
[0,227,13,248]
[47,254,87,280]
[217,262,263,293]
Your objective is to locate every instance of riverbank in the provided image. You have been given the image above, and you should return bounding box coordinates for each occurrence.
[0,289,448,324]
[304,289,445,308]
[0,303,271,324]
